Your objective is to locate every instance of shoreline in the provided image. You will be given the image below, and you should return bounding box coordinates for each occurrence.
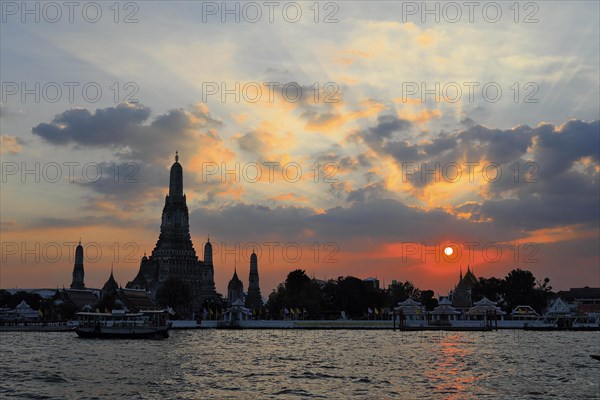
[2,319,598,332]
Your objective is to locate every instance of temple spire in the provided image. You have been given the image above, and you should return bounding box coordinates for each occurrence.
[70,240,85,289]
[247,249,262,309]
[168,150,183,197]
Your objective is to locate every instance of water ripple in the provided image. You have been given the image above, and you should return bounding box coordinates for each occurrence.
[0,331,599,399]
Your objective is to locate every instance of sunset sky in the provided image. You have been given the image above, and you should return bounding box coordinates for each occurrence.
[1,1,599,296]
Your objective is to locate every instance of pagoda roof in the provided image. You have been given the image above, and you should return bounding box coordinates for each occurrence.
[116,288,160,312]
[473,296,498,306]
[61,289,99,310]
[432,298,461,315]
[511,305,540,316]
[397,298,422,307]
[545,297,571,315]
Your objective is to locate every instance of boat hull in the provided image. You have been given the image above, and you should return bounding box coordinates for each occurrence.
[76,327,169,339]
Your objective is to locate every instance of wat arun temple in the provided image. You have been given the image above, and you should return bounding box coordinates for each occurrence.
[124,152,261,312]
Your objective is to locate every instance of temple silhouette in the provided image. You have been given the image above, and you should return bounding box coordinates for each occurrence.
[102,151,262,313]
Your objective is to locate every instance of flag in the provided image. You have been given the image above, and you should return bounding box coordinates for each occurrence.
[296,308,301,316]
[104,308,110,314]
[95,308,100,313]
[290,308,296,316]
[203,308,209,319]
[209,308,214,315]
[284,308,290,315]
[38,308,44,317]
[368,308,373,315]
[374,308,379,316]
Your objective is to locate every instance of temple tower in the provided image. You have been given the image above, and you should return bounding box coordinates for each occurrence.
[200,237,217,298]
[127,152,218,313]
[70,240,85,289]
[227,268,244,306]
[245,250,263,309]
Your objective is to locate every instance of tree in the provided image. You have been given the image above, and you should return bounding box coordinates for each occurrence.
[502,269,553,313]
[157,277,191,314]
[266,284,286,318]
[420,290,438,311]
[3,291,43,310]
[387,281,420,307]
[472,277,504,303]
[265,270,324,319]
[0,290,12,307]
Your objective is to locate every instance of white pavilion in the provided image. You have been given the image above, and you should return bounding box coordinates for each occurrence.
[466,297,506,321]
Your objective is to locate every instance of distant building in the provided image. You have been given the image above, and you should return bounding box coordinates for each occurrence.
[557,287,600,315]
[70,241,85,289]
[227,268,244,307]
[451,266,478,309]
[127,152,219,312]
[431,297,461,321]
[545,297,572,317]
[115,288,160,313]
[54,288,98,311]
[394,298,425,321]
[101,267,119,299]
[363,277,380,290]
[245,250,263,310]
[1,300,39,320]
[511,305,540,320]
[466,297,506,320]
[224,267,252,324]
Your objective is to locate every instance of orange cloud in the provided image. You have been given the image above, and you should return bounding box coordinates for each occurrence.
[268,192,309,203]
[0,135,23,154]
[397,108,442,125]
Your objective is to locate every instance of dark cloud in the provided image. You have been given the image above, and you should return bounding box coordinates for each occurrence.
[32,104,151,146]
[354,115,412,152]
[346,181,388,203]
[368,115,411,140]
[31,103,221,163]
[189,198,509,248]
[353,116,599,231]
[235,130,265,154]
[311,145,372,175]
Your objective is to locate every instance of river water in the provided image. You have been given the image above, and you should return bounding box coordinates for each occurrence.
[0,330,598,399]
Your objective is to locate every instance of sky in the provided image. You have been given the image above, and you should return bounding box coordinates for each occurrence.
[1,1,599,297]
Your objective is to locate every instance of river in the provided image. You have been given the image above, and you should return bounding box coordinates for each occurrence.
[1,330,598,399]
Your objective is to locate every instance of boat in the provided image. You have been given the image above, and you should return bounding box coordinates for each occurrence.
[75,310,170,339]
[591,355,600,361]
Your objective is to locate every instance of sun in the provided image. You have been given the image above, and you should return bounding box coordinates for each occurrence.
[444,246,454,256]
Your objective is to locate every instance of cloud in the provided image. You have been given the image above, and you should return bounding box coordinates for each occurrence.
[0,135,25,154]
[28,215,149,230]
[32,103,151,147]
[31,103,222,164]
[30,103,233,211]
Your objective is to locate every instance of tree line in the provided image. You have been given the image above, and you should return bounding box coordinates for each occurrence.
[0,268,554,320]
[265,268,554,319]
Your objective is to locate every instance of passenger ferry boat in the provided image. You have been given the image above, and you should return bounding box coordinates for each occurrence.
[75,310,170,339]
